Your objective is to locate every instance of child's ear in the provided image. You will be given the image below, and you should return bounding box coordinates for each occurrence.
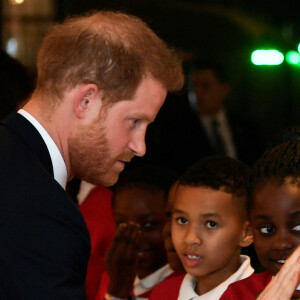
[239,221,253,247]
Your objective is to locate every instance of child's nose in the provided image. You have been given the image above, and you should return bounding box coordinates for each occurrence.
[184,226,202,246]
[273,229,295,251]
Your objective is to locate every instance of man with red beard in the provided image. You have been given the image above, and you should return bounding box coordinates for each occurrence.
[0,11,183,299]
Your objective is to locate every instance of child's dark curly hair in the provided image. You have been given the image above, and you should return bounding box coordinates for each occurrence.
[178,155,249,197]
[112,164,179,207]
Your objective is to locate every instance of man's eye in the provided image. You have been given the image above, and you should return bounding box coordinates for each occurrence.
[260,226,275,234]
[176,217,188,225]
[206,221,218,229]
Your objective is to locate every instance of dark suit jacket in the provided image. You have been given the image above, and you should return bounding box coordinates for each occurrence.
[0,112,90,299]
[226,112,264,166]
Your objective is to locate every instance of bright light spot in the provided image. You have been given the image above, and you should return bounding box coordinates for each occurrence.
[251,50,284,65]
[6,38,18,57]
[286,51,300,66]
[10,0,24,4]
[298,43,300,54]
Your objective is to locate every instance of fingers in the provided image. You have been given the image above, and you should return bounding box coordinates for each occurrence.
[105,222,141,268]
[270,245,300,289]
[257,270,300,300]
[105,222,141,296]
[114,222,141,249]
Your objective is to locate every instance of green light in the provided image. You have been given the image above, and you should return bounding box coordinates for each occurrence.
[286,51,300,66]
[298,43,300,53]
[251,50,284,65]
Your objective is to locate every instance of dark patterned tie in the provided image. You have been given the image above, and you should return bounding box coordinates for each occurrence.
[211,119,226,155]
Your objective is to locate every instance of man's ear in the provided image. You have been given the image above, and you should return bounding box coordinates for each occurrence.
[73,84,102,119]
[239,221,253,248]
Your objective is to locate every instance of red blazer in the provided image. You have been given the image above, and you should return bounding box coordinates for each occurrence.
[97,271,184,300]
[149,273,186,300]
[219,271,272,300]
[79,185,115,300]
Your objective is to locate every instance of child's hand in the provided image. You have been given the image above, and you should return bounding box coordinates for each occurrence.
[256,245,300,300]
[105,222,141,298]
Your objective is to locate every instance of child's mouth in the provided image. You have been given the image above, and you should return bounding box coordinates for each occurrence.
[271,258,287,271]
[183,253,202,267]
[187,254,201,260]
[277,259,285,264]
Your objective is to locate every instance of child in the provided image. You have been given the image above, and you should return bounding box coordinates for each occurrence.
[150,155,254,299]
[96,164,179,300]
[220,138,300,299]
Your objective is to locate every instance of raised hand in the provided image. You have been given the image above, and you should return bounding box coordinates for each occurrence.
[105,222,141,298]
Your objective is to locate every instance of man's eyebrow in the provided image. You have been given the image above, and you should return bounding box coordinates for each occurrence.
[128,113,154,123]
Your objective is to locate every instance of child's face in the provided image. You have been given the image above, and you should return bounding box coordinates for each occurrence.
[250,181,300,276]
[172,185,250,286]
[113,186,168,277]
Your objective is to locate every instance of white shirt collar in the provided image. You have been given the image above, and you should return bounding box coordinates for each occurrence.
[77,181,96,204]
[18,109,68,189]
[200,110,225,131]
[133,264,174,297]
[178,255,254,300]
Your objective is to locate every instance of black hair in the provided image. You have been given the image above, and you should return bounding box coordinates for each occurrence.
[190,59,228,83]
[178,155,249,197]
[247,139,300,211]
[111,164,179,207]
[267,125,300,148]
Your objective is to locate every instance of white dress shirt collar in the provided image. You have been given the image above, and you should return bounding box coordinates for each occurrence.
[18,109,68,189]
[178,255,254,300]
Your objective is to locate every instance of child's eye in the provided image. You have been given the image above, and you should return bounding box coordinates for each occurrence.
[176,217,188,225]
[206,221,218,229]
[292,224,300,232]
[142,221,156,231]
[259,226,275,235]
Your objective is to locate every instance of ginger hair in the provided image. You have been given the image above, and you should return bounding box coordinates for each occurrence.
[34,10,184,106]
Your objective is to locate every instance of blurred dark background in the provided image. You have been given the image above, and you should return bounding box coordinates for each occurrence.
[1,0,299,141]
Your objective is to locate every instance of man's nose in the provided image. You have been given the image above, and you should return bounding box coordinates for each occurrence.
[128,130,147,157]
